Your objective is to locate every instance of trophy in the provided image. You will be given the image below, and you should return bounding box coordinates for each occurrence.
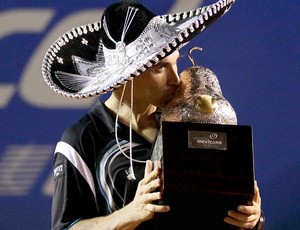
[152,47,255,230]
[162,47,237,125]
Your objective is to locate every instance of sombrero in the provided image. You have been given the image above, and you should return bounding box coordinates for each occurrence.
[42,0,235,98]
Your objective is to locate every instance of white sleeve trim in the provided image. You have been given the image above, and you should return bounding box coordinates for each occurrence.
[55,141,96,199]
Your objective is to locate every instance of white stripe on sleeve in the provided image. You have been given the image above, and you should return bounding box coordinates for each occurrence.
[55,141,96,199]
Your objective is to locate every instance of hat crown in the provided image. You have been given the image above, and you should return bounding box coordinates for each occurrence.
[101,1,156,49]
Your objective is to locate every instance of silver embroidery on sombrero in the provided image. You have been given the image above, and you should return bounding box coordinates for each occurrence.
[55,15,181,94]
[42,0,235,98]
[102,7,139,65]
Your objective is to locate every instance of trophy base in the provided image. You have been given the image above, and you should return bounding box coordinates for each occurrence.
[153,121,255,229]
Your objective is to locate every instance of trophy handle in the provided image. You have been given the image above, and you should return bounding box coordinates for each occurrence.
[188,46,203,66]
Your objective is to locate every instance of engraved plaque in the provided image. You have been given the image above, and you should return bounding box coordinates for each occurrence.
[188,130,227,150]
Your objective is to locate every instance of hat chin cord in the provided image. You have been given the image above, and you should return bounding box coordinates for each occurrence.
[106,5,145,181]
[114,80,146,181]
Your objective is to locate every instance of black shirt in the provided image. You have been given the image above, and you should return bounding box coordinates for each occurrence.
[51,100,155,229]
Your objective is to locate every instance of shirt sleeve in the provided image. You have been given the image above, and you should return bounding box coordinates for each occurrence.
[51,149,99,230]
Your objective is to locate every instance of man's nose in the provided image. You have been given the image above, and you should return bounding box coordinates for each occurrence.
[168,66,180,86]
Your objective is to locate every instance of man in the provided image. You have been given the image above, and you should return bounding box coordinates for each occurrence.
[42,1,264,229]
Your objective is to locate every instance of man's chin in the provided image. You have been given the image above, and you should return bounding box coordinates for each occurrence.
[158,99,171,109]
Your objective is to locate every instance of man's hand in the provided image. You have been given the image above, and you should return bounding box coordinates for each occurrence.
[224,181,262,229]
[127,160,170,223]
[71,160,170,230]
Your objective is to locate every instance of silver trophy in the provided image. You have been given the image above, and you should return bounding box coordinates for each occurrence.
[152,46,238,164]
[162,47,237,125]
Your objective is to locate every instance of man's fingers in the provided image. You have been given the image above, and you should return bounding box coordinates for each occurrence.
[237,205,260,215]
[224,216,256,229]
[143,164,160,184]
[144,160,153,177]
[147,178,161,192]
[253,180,261,204]
[143,203,170,213]
[227,210,258,222]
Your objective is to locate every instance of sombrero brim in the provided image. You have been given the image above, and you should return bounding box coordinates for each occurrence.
[42,0,235,98]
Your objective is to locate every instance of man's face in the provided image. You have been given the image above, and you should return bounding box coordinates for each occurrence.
[133,50,181,108]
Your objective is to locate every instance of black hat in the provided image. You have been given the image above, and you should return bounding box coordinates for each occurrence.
[42,0,235,98]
